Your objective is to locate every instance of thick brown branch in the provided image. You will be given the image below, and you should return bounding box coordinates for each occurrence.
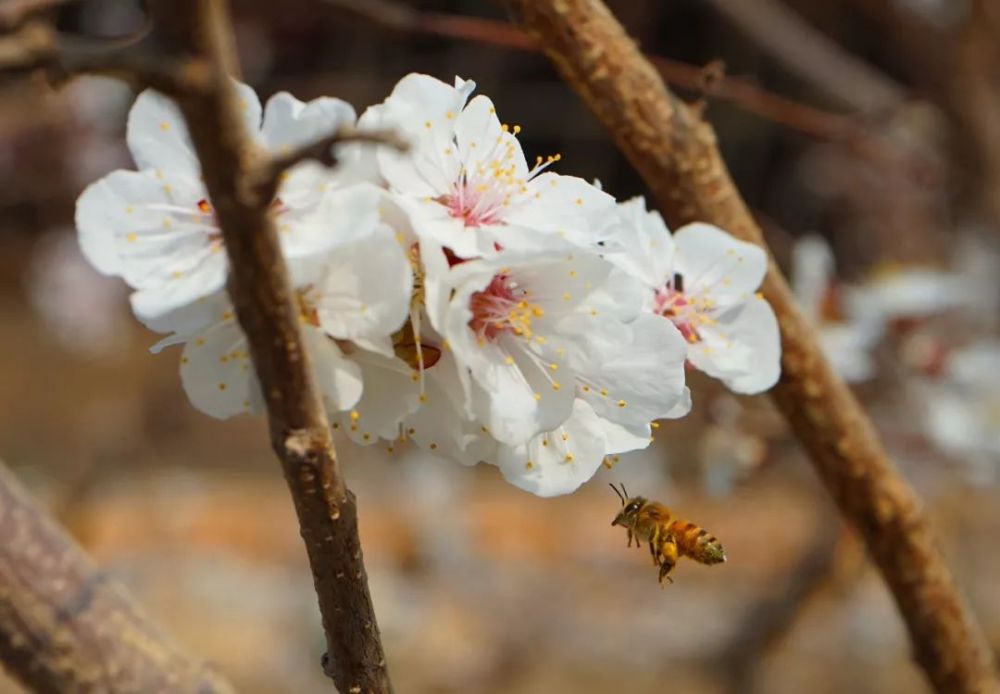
[142,0,391,690]
[0,461,233,694]
[506,2,1000,693]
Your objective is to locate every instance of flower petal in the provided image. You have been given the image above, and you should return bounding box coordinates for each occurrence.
[180,317,260,419]
[572,313,691,426]
[688,296,781,394]
[673,223,767,304]
[496,399,607,497]
[337,351,420,444]
[303,326,363,412]
[604,196,675,290]
[313,224,413,356]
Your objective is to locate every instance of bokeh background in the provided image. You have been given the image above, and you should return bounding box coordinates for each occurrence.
[1,0,999,692]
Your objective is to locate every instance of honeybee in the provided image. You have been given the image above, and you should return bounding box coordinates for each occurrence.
[610,483,726,585]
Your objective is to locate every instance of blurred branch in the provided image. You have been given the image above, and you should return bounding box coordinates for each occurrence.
[139,1,392,690]
[325,0,909,168]
[719,524,845,693]
[0,460,233,693]
[0,17,203,93]
[703,0,904,114]
[0,0,72,32]
[505,2,1000,693]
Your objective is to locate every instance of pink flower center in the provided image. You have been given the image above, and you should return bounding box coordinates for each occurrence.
[438,123,561,229]
[654,274,713,344]
[443,175,508,227]
[468,273,543,343]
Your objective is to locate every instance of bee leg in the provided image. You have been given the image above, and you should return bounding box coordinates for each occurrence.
[626,528,634,548]
[649,526,662,567]
[658,539,679,586]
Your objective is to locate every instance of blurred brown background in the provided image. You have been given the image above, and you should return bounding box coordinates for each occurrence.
[1,1,998,692]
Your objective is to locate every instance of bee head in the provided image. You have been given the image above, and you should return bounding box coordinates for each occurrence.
[609,483,645,527]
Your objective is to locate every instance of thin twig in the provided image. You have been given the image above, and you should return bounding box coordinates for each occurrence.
[506,2,1000,693]
[255,125,409,200]
[0,460,234,693]
[703,0,904,114]
[323,0,903,162]
[142,0,392,690]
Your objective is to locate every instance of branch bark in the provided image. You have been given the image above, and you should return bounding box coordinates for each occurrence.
[140,1,392,690]
[505,2,1000,693]
[0,461,233,694]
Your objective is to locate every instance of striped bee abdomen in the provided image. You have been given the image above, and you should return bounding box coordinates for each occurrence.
[669,520,727,565]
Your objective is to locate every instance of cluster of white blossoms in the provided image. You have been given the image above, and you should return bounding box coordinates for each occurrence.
[75,73,781,497]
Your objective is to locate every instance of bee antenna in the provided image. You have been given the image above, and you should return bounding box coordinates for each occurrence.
[621,483,628,500]
[609,483,625,505]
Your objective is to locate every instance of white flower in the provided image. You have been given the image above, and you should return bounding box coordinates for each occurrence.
[75,84,369,325]
[792,235,883,383]
[148,185,413,420]
[434,242,691,447]
[608,197,781,394]
[844,265,967,324]
[360,73,617,258]
[921,341,1000,484]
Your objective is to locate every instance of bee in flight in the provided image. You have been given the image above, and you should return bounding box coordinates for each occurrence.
[610,483,726,585]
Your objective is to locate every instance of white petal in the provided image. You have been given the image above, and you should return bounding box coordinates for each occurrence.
[338,351,420,444]
[374,74,471,197]
[180,318,261,419]
[497,399,606,497]
[603,196,675,290]
[135,287,230,338]
[303,326,363,412]
[127,82,261,173]
[688,296,781,394]
[260,92,356,152]
[598,418,654,455]
[512,173,618,247]
[572,313,691,426]
[126,88,198,173]
[674,223,768,304]
[313,225,412,356]
[283,182,385,261]
[405,351,495,465]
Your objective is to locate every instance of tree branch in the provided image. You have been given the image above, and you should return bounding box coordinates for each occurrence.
[254,125,409,201]
[0,18,204,94]
[0,460,234,694]
[324,0,909,166]
[505,2,1000,693]
[139,0,392,690]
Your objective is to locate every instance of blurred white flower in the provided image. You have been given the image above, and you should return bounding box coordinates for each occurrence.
[845,264,967,324]
[360,73,617,258]
[608,197,781,394]
[922,340,1000,484]
[26,232,130,358]
[792,235,883,383]
[76,85,369,324]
